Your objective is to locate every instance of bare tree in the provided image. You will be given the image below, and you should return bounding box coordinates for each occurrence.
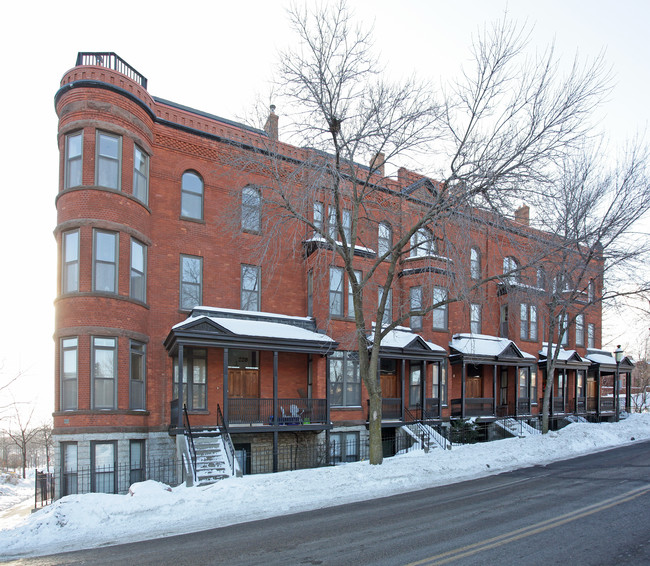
[529,144,650,432]
[228,2,612,463]
[2,402,41,478]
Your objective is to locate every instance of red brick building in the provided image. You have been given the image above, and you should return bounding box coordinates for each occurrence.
[52,53,633,496]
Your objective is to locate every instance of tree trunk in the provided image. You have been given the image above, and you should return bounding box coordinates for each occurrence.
[367,393,383,465]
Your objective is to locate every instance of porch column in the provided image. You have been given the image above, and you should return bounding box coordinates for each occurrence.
[273,350,279,473]
[461,361,466,419]
[493,364,497,417]
[401,359,406,420]
[325,353,331,465]
[223,347,229,424]
[596,370,601,419]
[438,362,443,419]
[514,365,519,417]
[625,371,632,413]
[574,368,578,415]
[177,344,184,430]
[422,360,427,420]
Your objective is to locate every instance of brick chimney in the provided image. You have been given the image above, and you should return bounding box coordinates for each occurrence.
[264,104,279,141]
[370,152,385,177]
[514,205,530,226]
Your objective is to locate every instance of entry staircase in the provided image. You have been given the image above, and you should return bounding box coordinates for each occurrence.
[401,409,452,450]
[495,417,541,438]
[179,404,240,487]
[564,414,589,424]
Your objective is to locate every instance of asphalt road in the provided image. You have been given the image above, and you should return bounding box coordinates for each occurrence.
[5,440,650,566]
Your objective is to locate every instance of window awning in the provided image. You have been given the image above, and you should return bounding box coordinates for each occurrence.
[449,333,536,366]
[164,306,337,355]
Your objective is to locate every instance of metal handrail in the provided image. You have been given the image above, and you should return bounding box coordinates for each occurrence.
[216,404,236,476]
[403,407,431,449]
[183,404,197,482]
[75,52,148,88]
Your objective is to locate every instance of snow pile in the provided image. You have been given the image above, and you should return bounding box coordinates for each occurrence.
[1,415,650,560]
[0,472,34,514]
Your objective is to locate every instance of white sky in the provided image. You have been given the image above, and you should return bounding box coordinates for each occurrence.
[2,414,650,559]
[1,0,649,421]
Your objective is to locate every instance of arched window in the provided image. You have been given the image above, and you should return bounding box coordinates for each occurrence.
[503,256,519,284]
[536,267,546,290]
[378,222,391,257]
[241,186,261,232]
[181,171,203,220]
[410,228,435,258]
[470,247,481,280]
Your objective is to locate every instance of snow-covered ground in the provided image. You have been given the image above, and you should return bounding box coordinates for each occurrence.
[1,414,650,560]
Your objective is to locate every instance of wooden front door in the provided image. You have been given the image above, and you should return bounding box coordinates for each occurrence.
[229,369,260,398]
[381,372,399,398]
[466,376,482,398]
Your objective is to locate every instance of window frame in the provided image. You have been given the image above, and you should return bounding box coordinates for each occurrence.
[129,340,146,410]
[587,323,596,348]
[558,314,568,346]
[61,337,78,411]
[174,348,207,411]
[132,144,149,205]
[329,351,361,407]
[64,131,83,189]
[129,440,146,485]
[91,440,117,494]
[313,201,324,232]
[410,286,423,330]
[503,256,519,284]
[410,227,435,258]
[519,303,538,341]
[409,362,422,408]
[470,303,482,334]
[91,336,117,410]
[61,442,78,496]
[347,269,361,318]
[92,229,118,294]
[378,222,392,258]
[329,266,344,317]
[575,314,585,346]
[470,247,481,280]
[432,287,448,330]
[180,170,204,221]
[130,238,146,303]
[62,229,80,294]
[378,287,392,326]
[180,254,203,311]
[95,130,122,190]
[241,264,261,311]
[241,186,262,233]
[330,431,360,464]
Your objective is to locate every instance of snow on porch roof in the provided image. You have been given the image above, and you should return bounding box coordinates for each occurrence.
[171,306,335,344]
[539,343,588,363]
[368,324,446,353]
[450,333,536,360]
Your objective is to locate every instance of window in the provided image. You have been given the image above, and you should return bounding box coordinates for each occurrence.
[531,369,538,403]
[130,341,146,410]
[93,230,118,293]
[92,441,116,494]
[558,314,568,346]
[342,209,352,243]
[470,248,481,280]
[432,287,448,330]
[241,186,261,232]
[588,280,595,303]
[536,268,546,290]
[329,267,344,317]
[313,202,324,232]
[348,270,361,318]
[92,337,117,409]
[499,305,509,338]
[410,286,423,330]
[173,348,207,410]
[520,304,538,341]
[330,432,360,464]
[329,351,361,407]
[470,303,481,334]
[327,206,351,242]
[241,264,261,311]
[65,132,83,188]
[180,255,202,310]
[519,367,530,399]
[577,370,585,397]
[410,228,435,257]
[130,440,145,485]
[307,270,313,317]
[503,256,518,284]
[432,363,440,399]
[378,222,391,258]
[133,145,149,205]
[61,442,78,496]
[61,337,78,411]
[409,363,422,407]
[180,171,203,220]
[378,287,392,326]
[575,314,585,346]
[130,239,146,302]
[62,230,79,294]
[96,131,121,189]
[587,323,595,348]
[328,206,337,240]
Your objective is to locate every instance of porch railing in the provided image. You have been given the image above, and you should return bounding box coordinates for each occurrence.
[586,396,615,413]
[228,398,327,425]
[366,398,402,420]
[75,52,148,88]
[216,404,236,475]
[517,399,532,414]
[451,397,495,417]
[183,404,197,482]
[424,398,441,419]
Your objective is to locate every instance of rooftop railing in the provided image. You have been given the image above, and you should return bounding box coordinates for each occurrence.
[75,52,148,89]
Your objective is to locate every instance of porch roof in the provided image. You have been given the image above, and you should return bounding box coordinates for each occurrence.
[368,325,447,360]
[538,343,590,368]
[449,333,536,365]
[586,348,635,371]
[164,306,337,355]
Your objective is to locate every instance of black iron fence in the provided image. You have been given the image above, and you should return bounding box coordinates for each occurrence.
[75,52,148,88]
[34,470,54,509]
